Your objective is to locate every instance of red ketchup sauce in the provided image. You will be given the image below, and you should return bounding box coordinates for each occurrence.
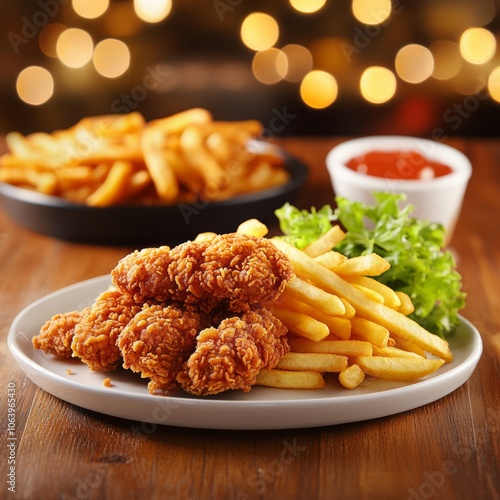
[346,150,453,180]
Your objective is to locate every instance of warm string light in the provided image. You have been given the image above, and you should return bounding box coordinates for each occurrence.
[72,0,109,19]
[15,1,500,111]
[133,0,172,23]
[93,39,130,78]
[360,67,396,104]
[16,66,54,105]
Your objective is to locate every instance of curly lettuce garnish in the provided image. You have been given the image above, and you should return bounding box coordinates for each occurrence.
[275,193,466,338]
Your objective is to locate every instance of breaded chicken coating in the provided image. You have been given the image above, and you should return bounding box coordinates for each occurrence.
[177,306,289,396]
[111,233,293,313]
[71,287,142,371]
[118,302,211,393]
[33,308,90,358]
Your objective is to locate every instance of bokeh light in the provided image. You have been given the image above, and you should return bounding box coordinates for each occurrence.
[395,44,434,83]
[241,13,279,51]
[282,44,313,82]
[72,0,109,19]
[93,39,131,78]
[459,28,496,64]
[488,67,500,102]
[289,0,326,14]
[252,49,287,85]
[56,28,93,68]
[16,67,54,105]
[430,41,463,80]
[352,0,392,25]
[300,70,338,109]
[360,66,396,104]
[39,23,67,58]
[134,0,172,23]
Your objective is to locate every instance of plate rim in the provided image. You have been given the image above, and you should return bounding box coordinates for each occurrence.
[7,275,483,429]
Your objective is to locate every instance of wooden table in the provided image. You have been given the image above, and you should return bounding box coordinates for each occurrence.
[1,137,499,500]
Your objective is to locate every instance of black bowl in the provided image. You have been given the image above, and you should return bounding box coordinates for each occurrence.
[0,150,307,246]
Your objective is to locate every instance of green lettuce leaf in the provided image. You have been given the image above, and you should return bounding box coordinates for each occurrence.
[274,203,335,250]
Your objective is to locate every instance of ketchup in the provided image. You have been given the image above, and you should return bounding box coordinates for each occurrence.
[346,150,452,180]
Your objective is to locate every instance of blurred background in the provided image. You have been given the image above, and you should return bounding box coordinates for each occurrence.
[2,0,500,137]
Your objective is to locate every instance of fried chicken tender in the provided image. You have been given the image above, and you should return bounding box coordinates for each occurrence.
[177,306,289,396]
[71,287,142,371]
[117,302,211,393]
[33,308,90,358]
[111,233,294,312]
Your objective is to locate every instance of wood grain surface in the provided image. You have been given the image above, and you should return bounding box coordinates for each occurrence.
[1,137,498,500]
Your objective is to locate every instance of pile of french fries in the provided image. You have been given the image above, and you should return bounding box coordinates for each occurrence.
[234,219,453,391]
[0,109,289,207]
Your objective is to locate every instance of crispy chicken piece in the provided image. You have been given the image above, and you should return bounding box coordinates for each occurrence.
[111,233,293,312]
[71,287,142,371]
[177,306,289,396]
[118,302,211,393]
[33,308,90,358]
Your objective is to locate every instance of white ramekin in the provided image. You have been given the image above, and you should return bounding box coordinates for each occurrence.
[326,136,472,240]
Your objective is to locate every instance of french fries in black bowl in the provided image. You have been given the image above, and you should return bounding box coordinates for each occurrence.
[0,109,307,246]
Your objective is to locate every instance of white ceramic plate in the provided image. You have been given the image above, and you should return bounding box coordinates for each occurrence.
[8,275,483,430]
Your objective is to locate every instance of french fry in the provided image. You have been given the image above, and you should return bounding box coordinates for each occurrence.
[256,369,325,390]
[354,356,445,381]
[303,226,346,257]
[179,125,228,191]
[339,297,356,318]
[284,277,346,316]
[271,239,453,362]
[394,336,427,358]
[314,251,348,268]
[372,346,424,358]
[334,253,391,276]
[0,109,290,207]
[148,108,212,135]
[271,306,330,342]
[346,275,402,309]
[194,232,217,243]
[274,294,351,339]
[351,283,385,304]
[127,169,152,199]
[349,317,390,348]
[289,338,373,357]
[396,291,415,315]
[86,160,134,206]
[339,364,365,389]
[276,352,348,373]
[141,126,180,202]
[236,218,269,238]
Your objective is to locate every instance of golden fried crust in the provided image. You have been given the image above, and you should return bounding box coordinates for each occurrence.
[33,309,89,358]
[117,302,210,393]
[198,234,294,312]
[111,233,294,312]
[71,287,142,371]
[177,306,289,396]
